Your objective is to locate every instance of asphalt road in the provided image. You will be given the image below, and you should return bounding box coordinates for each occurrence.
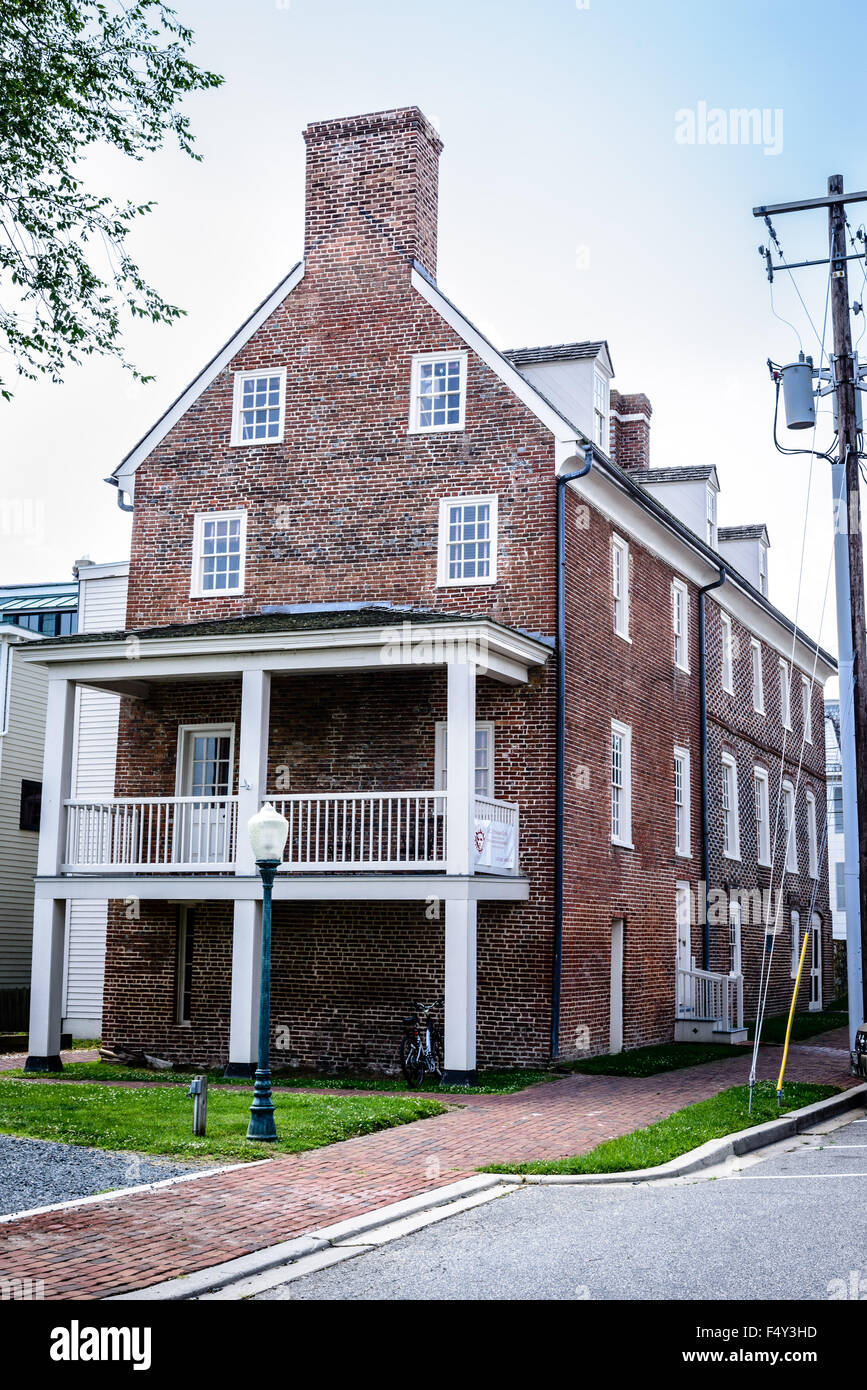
[254,1113,867,1301]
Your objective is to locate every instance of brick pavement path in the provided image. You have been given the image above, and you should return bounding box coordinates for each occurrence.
[0,1036,856,1300]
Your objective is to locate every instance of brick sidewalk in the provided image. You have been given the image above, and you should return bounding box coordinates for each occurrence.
[0,1039,856,1300]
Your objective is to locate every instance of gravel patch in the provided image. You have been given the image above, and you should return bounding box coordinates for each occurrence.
[0,1134,205,1217]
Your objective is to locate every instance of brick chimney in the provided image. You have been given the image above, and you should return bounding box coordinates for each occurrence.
[609,391,652,471]
[303,107,443,278]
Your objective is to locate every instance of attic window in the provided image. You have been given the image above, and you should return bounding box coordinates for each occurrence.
[706,487,718,549]
[231,369,286,445]
[593,370,609,448]
[759,542,768,596]
[409,352,467,433]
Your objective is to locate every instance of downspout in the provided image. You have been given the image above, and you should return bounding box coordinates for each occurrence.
[698,565,727,969]
[552,443,594,1059]
[104,476,134,513]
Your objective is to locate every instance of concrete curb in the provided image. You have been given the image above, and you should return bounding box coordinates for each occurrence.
[491,1084,867,1185]
[108,1175,504,1300]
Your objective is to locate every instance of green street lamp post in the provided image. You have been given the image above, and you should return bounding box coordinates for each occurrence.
[246,802,289,1143]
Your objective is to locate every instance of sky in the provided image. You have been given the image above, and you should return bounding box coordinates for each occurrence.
[1,0,865,676]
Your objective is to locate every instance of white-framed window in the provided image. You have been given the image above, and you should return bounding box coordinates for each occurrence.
[611,719,633,847]
[706,486,718,549]
[790,908,800,979]
[593,369,609,449]
[674,746,691,857]
[806,789,819,879]
[750,639,764,714]
[729,899,742,976]
[436,496,497,586]
[175,906,195,1024]
[191,510,247,597]
[758,543,768,596]
[801,675,813,743]
[721,752,740,859]
[754,766,771,867]
[783,779,798,872]
[409,351,467,433]
[434,722,494,798]
[779,659,792,730]
[720,612,734,693]
[672,580,689,670]
[231,368,286,445]
[612,534,630,640]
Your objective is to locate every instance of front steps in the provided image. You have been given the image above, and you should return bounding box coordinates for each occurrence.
[675,1017,748,1045]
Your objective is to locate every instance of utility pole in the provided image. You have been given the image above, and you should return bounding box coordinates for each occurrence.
[753,178,867,1043]
[827,176,867,1032]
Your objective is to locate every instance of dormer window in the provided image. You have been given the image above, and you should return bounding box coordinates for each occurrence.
[409,352,467,433]
[231,369,286,445]
[706,487,718,549]
[593,369,609,449]
[758,542,768,596]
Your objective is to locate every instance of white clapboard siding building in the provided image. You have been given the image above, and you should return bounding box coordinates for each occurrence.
[0,625,48,993]
[63,560,129,1037]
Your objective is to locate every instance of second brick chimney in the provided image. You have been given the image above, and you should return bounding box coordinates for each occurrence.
[609,391,652,471]
[303,106,443,278]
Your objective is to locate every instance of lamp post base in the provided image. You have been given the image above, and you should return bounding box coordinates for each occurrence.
[246,1067,278,1142]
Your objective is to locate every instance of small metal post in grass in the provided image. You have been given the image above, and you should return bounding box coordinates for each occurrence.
[246,803,289,1143]
[188,1075,207,1135]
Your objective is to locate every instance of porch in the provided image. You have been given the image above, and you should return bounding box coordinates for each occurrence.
[22,608,550,1081]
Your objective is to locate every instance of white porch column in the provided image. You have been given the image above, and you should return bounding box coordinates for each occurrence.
[442,899,478,1084]
[227,670,270,1074]
[26,679,75,1070]
[26,900,67,1070]
[235,669,271,873]
[446,658,476,875]
[226,900,263,1076]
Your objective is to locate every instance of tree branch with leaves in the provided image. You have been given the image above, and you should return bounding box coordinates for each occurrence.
[0,0,223,397]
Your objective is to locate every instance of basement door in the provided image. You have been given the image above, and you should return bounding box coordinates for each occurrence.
[176,724,235,865]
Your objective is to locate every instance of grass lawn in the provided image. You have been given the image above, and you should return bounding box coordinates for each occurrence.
[562,1042,745,1078]
[747,1010,848,1045]
[0,1078,445,1163]
[7,1061,554,1095]
[482,1081,838,1176]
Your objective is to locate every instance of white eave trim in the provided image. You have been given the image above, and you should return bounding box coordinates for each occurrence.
[113,262,306,502]
[410,264,591,459]
[20,617,553,687]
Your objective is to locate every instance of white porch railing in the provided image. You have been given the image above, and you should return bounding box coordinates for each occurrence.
[266,792,448,871]
[676,965,744,1031]
[63,796,238,872]
[474,795,520,876]
[61,790,522,876]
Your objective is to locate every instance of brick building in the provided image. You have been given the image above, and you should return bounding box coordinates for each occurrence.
[23,107,834,1079]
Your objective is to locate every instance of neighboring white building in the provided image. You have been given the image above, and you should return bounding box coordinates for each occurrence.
[63,559,129,1038]
[0,625,48,999]
[825,698,846,944]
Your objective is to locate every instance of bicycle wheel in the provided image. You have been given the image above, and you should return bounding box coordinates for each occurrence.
[400,1034,425,1087]
[429,1026,444,1078]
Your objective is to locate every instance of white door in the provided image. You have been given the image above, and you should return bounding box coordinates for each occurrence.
[177,726,234,864]
[675,882,692,1015]
[610,919,624,1054]
[809,913,823,1010]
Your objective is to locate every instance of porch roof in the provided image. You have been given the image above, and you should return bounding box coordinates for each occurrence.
[19,605,553,690]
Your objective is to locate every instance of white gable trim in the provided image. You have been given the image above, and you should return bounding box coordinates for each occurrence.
[410,265,589,454]
[113,262,306,503]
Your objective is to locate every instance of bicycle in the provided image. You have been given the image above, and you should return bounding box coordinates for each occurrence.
[399,999,444,1086]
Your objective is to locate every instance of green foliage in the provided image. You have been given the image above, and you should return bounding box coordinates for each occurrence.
[747,1010,847,1044]
[0,1078,445,1161]
[564,1042,746,1078]
[484,1082,839,1175]
[7,1060,556,1095]
[0,0,222,395]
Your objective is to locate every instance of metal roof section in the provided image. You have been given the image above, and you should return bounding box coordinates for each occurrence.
[0,583,78,612]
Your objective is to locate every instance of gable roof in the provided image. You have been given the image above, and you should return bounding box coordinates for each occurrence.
[505,340,614,373]
[718,524,770,545]
[109,262,305,505]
